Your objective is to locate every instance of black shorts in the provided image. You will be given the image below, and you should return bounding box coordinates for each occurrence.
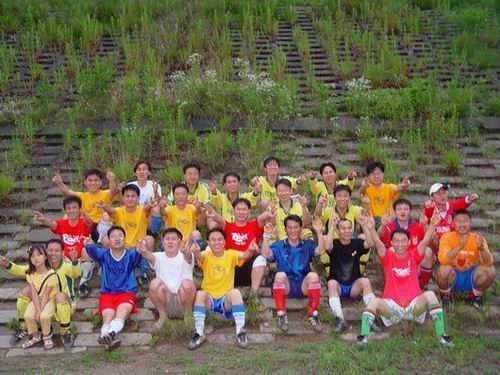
[235,255,259,287]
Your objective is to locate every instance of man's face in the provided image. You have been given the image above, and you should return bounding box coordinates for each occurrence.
[453,214,471,235]
[368,168,384,185]
[184,167,199,186]
[264,160,280,176]
[224,176,240,194]
[162,233,181,254]
[65,202,81,220]
[321,166,336,184]
[173,187,188,205]
[84,175,102,193]
[337,220,353,241]
[394,203,411,222]
[208,231,225,254]
[109,229,125,249]
[47,243,63,265]
[135,163,150,181]
[431,188,448,205]
[391,232,409,255]
[123,190,139,208]
[285,220,302,241]
[233,202,250,222]
[276,184,291,203]
[334,190,351,209]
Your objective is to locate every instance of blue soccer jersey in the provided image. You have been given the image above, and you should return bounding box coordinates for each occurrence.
[85,245,143,294]
[269,239,317,282]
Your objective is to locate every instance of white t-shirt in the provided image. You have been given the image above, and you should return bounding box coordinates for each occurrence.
[151,252,194,293]
[129,180,162,205]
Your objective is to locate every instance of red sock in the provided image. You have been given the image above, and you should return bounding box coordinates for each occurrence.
[419,266,432,289]
[272,282,287,313]
[307,282,321,316]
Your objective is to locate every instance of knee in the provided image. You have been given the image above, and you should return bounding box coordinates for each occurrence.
[274,272,287,283]
[229,288,243,301]
[359,277,371,289]
[479,265,496,279]
[149,278,165,292]
[55,292,68,303]
[423,290,437,302]
[252,255,267,268]
[180,279,196,294]
[195,290,208,303]
[436,265,453,278]
[327,279,338,289]
[20,286,31,298]
[190,230,201,241]
[306,272,320,282]
[40,310,53,322]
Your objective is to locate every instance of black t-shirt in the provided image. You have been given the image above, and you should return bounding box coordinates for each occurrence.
[328,238,369,285]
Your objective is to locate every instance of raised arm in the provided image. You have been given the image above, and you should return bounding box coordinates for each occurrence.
[52,173,75,196]
[417,210,440,256]
[367,215,386,257]
[136,238,155,265]
[33,211,57,231]
[107,170,120,198]
[396,176,411,193]
[96,201,116,217]
[190,240,204,265]
[314,194,328,219]
[237,239,258,262]
[298,195,311,225]
[358,214,375,249]
[324,212,340,252]
[312,217,326,256]
[205,206,225,229]
[261,222,274,259]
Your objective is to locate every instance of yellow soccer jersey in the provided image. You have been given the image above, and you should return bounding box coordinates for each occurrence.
[168,182,211,205]
[365,183,400,218]
[309,177,355,207]
[164,204,198,240]
[254,176,298,202]
[210,190,259,222]
[321,205,363,237]
[199,249,239,299]
[114,205,149,247]
[275,200,303,240]
[26,269,60,297]
[75,190,114,223]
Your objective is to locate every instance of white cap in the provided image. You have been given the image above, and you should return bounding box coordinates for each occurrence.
[429,183,449,196]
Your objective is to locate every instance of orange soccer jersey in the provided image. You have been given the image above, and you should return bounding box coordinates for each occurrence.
[438,232,494,271]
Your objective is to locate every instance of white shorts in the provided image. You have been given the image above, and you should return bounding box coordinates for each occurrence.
[380,297,426,327]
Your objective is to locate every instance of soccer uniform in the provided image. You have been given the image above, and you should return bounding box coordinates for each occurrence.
[129,180,162,205]
[423,197,472,239]
[52,217,92,258]
[365,183,400,219]
[75,190,114,223]
[210,190,258,222]
[167,182,211,205]
[114,206,149,247]
[379,247,426,326]
[321,205,363,234]
[253,176,298,202]
[275,200,303,240]
[85,244,143,313]
[309,177,355,207]
[163,204,198,240]
[380,220,425,248]
[269,239,317,298]
[438,232,494,291]
[328,239,369,297]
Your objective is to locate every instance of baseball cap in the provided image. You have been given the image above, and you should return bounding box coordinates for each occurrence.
[429,183,449,196]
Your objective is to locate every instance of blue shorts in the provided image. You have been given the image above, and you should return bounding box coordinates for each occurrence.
[209,296,233,320]
[452,266,477,292]
[339,282,354,298]
[288,279,305,299]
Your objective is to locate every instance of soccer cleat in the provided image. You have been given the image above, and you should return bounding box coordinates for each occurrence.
[332,317,347,333]
[97,333,110,345]
[276,313,289,333]
[308,311,322,333]
[188,332,206,350]
[107,331,121,349]
[357,335,369,346]
[437,335,454,348]
[470,294,484,311]
[10,328,27,345]
[78,283,89,298]
[371,317,383,333]
[237,330,248,348]
[61,331,75,349]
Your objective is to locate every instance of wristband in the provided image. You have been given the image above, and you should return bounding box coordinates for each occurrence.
[263,233,272,240]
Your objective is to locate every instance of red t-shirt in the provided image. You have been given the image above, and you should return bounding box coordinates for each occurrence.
[224,219,263,252]
[380,247,424,307]
[52,218,92,258]
[423,197,470,238]
[380,221,425,248]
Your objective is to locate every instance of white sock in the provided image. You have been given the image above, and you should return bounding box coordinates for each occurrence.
[328,297,343,320]
[472,288,482,296]
[80,261,94,285]
[363,293,375,306]
[108,318,125,334]
[232,304,246,334]
[100,324,110,336]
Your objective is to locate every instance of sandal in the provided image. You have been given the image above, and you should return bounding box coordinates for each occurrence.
[22,334,42,349]
[43,335,54,350]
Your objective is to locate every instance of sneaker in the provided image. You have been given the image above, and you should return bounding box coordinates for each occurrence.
[308,312,322,333]
[78,283,89,298]
[236,330,248,348]
[188,332,205,350]
[357,335,369,346]
[61,331,74,349]
[470,294,484,311]
[107,331,121,349]
[440,293,451,310]
[371,317,383,333]
[276,313,289,333]
[331,317,347,333]
[97,333,110,345]
[10,328,27,345]
[437,334,454,348]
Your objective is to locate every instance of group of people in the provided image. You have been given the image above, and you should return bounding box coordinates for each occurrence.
[0,156,495,350]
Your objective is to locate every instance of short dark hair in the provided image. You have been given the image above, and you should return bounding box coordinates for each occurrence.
[107,225,126,239]
[161,228,183,240]
[391,228,410,240]
[336,218,353,229]
[46,238,64,249]
[284,214,303,228]
[183,162,201,174]
[263,156,280,168]
[319,162,336,175]
[122,184,140,197]
[84,169,103,180]
[207,227,225,240]
[232,198,251,209]
[366,161,385,175]
[63,195,82,209]
[275,178,292,189]
[333,184,352,197]
[27,245,51,274]
[134,160,152,172]
[453,209,471,219]
[172,182,189,194]
[223,172,241,183]
[393,198,412,211]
